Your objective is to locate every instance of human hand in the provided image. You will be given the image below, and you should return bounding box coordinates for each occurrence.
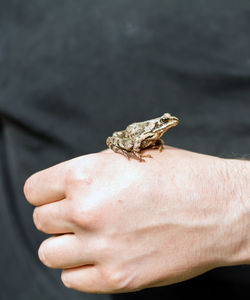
[24,146,250,293]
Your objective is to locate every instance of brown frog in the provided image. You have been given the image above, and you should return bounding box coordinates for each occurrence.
[106,113,179,161]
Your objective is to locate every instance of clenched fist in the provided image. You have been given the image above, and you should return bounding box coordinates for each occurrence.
[24,146,250,293]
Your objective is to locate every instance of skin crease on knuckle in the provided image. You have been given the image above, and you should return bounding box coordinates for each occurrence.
[38,237,64,269]
[23,177,34,204]
[32,209,42,232]
[61,271,72,289]
[32,207,54,234]
[38,242,50,268]
[32,204,60,234]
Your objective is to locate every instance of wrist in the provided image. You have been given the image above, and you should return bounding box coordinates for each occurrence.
[220,158,250,266]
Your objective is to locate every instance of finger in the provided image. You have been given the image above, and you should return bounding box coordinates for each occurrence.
[24,161,67,206]
[33,199,73,234]
[39,234,95,269]
[61,265,107,293]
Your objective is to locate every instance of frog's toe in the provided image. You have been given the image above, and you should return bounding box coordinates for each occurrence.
[129,151,143,162]
[122,150,131,160]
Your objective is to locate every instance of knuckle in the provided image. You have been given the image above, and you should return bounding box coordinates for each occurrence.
[94,237,110,256]
[65,154,101,181]
[64,167,78,187]
[104,268,129,292]
[38,239,58,268]
[61,270,72,288]
[38,243,51,267]
[23,177,33,203]
[33,207,49,233]
[64,167,94,194]
[32,209,42,231]
[70,206,101,229]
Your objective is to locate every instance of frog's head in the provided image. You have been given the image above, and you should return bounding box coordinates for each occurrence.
[141,113,179,146]
[152,113,179,133]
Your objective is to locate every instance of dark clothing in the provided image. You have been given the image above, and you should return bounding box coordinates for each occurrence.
[0,1,250,299]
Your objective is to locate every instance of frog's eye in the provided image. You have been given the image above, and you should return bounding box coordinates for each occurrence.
[160,117,169,123]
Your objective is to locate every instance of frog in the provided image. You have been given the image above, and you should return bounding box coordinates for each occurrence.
[106,113,179,162]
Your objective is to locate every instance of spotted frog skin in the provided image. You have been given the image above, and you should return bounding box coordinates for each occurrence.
[106,113,179,161]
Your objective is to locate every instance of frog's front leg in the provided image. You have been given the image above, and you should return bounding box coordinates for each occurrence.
[132,151,152,162]
[132,141,152,161]
[151,139,164,151]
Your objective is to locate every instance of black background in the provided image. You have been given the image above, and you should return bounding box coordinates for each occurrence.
[0,1,250,299]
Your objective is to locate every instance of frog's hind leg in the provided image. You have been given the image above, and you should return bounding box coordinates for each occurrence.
[109,144,150,162]
[109,144,133,160]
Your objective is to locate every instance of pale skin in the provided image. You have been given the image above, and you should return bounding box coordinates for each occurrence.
[24,146,250,294]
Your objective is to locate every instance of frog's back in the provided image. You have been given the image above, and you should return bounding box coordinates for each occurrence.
[126,122,148,137]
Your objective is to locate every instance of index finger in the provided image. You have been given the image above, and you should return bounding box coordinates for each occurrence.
[24,162,67,206]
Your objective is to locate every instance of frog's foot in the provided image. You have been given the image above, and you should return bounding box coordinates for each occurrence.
[132,151,152,162]
[121,150,148,162]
